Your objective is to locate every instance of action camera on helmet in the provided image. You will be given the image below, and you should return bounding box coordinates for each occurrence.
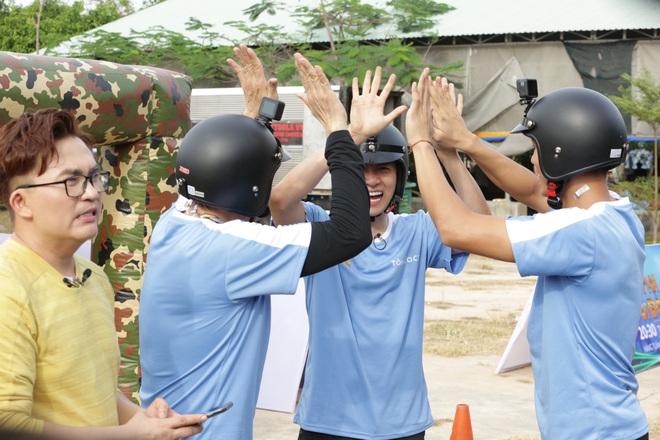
[255,97,290,163]
[258,97,285,121]
[516,78,538,105]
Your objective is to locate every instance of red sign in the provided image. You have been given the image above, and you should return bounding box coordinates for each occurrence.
[272,122,303,146]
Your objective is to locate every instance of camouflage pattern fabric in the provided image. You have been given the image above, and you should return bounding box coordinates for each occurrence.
[0,51,192,404]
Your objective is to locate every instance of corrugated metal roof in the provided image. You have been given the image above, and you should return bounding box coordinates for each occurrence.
[427,0,660,37]
[49,0,660,53]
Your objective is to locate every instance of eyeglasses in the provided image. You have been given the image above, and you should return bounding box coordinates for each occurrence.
[15,170,111,198]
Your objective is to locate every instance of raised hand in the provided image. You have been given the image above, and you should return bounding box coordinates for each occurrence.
[227,43,278,118]
[294,53,347,136]
[429,76,473,152]
[438,76,464,115]
[348,67,407,145]
[405,68,434,148]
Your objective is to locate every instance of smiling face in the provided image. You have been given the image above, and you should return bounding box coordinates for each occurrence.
[11,135,103,252]
[364,162,397,217]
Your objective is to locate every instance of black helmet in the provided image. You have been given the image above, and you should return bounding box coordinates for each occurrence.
[511,87,628,182]
[175,114,284,217]
[360,124,409,204]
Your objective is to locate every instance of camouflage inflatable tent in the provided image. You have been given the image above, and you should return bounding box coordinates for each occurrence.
[0,51,192,402]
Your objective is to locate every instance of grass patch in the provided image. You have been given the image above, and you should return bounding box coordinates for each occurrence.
[426,301,465,310]
[426,278,537,290]
[424,314,519,357]
[471,262,494,271]
[432,417,452,427]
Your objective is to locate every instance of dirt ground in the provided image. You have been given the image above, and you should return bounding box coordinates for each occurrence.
[253,255,660,440]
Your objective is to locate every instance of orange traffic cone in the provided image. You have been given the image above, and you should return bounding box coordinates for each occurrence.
[449,403,474,440]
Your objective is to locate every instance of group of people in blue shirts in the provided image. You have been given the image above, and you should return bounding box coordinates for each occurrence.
[138,45,649,440]
[0,43,649,440]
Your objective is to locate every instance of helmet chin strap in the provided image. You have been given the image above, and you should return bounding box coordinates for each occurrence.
[370,197,398,222]
[384,202,398,214]
[546,180,564,210]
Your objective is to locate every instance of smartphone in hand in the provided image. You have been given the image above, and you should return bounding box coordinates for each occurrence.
[205,401,233,419]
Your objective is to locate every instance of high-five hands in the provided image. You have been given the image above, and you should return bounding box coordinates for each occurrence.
[227,43,279,118]
[429,76,473,152]
[294,53,348,136]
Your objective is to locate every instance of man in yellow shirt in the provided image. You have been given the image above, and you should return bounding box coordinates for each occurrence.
[0,109,206,439]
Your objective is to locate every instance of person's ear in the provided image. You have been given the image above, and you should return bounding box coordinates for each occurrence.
[8,189,34,220]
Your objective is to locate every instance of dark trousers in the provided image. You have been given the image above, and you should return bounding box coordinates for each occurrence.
[298,428,425,440]
[636,434,649,440]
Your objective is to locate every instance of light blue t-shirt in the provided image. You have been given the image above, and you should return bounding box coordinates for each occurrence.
[139,198,311,440]
[506,197,648,440]
[294,203,468,439]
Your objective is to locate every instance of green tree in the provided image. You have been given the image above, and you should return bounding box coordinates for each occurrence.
[609,68,660,242]
[0,0,132,54]
[241,0,462,87]
[51,0,462,88]
[52,20,239,87]
[141,0,166,7]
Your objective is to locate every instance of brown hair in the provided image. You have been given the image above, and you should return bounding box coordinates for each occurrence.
[0,109,94,206]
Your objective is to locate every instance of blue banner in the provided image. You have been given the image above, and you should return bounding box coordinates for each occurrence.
[633,244,660,373]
